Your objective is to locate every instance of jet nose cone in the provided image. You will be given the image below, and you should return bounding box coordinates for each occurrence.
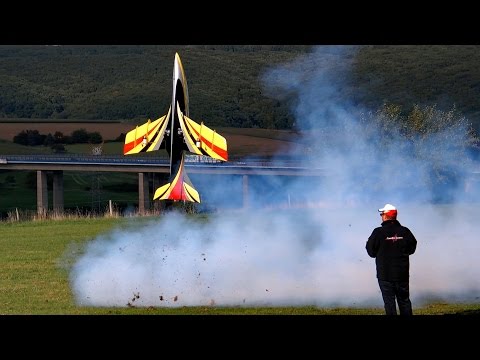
[174,52,182,66]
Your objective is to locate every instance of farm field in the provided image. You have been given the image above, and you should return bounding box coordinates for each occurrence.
[0,121,306,157]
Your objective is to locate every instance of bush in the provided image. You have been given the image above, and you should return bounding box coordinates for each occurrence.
[13,130,45,146]
[88,132,103,144]
[70,128,89,143]
[51,144,66,153]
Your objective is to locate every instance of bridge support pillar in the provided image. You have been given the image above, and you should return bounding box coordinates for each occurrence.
[37,170,48,217]
[53,170,64,214]
[138,172,150,215]
[152,173,163,213]
[242,175,249,209]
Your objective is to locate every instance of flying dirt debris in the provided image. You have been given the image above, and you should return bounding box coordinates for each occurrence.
[123,53,228,203]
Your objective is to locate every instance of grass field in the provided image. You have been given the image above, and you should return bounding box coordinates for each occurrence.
[0,217,479,315]
[1,122,479,315]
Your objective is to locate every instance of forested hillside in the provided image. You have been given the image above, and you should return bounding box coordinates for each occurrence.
[352,45,480,131]
[1,45,480,132]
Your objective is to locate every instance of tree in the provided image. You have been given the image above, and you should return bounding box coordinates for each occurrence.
[13,130,28,145]
[54,131,65,143]
[88,132,103,144]
[70,128,89,143]
[361,102,479,203]
[43,133,55,147]
[51,144,66,153]
[13,129,44,146]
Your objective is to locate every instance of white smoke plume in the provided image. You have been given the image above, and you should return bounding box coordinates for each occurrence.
[70,46,480,308]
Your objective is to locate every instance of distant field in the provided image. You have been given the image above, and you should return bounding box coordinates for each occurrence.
[0,121,307,157]
[0,121,132,142]
[0,119,122,123]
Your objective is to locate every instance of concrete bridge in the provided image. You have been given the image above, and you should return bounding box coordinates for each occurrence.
[0,155,327,215]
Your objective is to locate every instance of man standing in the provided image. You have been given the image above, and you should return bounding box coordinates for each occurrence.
[366,204,417,315]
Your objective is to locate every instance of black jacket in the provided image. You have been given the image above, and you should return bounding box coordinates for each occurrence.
[366,219,417,281]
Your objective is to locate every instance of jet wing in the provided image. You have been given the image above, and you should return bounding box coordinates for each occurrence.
[177,102,228,161]
[123,106,171,155]
[153,152,201,203]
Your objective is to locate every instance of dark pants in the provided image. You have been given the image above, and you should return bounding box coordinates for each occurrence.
[378,279,413,315]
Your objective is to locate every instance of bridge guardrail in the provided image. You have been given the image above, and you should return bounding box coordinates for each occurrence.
[1,154,303,168]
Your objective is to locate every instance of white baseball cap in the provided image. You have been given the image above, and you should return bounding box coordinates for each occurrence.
[378,204,397,213]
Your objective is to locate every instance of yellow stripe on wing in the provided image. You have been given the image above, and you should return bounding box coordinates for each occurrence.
[124,117,165,155]
[184,116,228,161]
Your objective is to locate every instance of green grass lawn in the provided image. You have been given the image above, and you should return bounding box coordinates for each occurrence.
[65,142,123,155]
[0,217,479,315]
[0,139,52,155]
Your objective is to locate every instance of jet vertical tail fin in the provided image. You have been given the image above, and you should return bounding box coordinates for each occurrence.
[153,152,200,203]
